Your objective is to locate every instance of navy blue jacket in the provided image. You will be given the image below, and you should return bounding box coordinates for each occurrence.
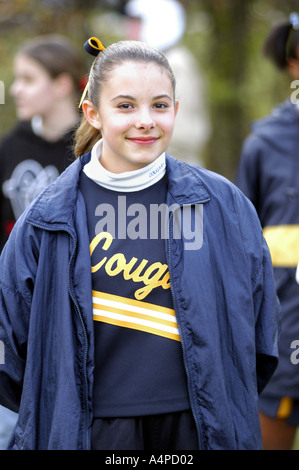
[235,100,299,397]
[0,152,280,449]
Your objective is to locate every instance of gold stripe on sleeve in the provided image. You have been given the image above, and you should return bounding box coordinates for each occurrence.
[263,225,299,267]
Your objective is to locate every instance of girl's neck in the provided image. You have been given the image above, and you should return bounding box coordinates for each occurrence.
[32,99,78,142]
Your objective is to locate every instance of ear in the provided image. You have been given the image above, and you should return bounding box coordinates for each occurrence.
[82,100,102,130]
[174,100,179,117]
[54,73,74,98]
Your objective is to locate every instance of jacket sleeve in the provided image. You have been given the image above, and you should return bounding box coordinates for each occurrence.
[234,187,281,394]
[235,134,262,213]
[0,218,36,412]
[253,236,280,394]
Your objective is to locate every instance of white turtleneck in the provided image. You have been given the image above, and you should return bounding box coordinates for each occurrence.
[83,139,166,192]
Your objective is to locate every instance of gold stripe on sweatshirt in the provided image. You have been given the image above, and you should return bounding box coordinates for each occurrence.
[92,290,180,342]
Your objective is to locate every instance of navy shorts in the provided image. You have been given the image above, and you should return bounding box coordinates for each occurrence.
[259,395,299,426]
[91,410,199,450]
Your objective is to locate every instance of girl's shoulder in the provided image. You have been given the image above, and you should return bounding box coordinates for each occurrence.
[166,154,251,208]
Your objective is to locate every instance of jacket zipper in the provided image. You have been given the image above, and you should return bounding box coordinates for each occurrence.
[28,221,90,450]
[67,230,90,450]
[167,209,206,451]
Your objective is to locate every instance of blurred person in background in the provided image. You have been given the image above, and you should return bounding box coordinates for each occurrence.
[0,33,83,450]
[124,0,211,167]
[235,13,299,450]
[0,34,84,252]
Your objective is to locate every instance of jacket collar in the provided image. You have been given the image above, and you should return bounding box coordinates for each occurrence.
[26,152,210,227]
[165,154,210,205]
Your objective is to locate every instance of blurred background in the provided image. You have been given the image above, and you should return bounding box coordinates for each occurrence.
[0,0,298,180]
[1,0,299,450]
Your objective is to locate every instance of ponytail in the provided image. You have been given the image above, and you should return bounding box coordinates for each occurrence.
[263,13,299,70]
[263,23,292,69]
[74,116,101,159]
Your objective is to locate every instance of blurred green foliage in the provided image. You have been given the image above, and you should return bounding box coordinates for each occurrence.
[0,0,298,180]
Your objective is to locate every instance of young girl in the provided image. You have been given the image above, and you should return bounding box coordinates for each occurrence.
[236,13,299,450]
[0,38,280,450]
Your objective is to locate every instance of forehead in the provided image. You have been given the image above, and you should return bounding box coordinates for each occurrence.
[103,61,174,96]
[14,54,49,78]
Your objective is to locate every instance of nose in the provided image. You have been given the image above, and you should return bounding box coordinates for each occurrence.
[135,106,156,130]
[10,79,21,98]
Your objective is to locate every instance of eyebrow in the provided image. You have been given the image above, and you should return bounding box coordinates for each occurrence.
[111,94,173,102]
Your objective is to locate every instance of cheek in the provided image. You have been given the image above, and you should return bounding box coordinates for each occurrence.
[102,114,132,135]
[20,85,55,118]
[27,78,55,101]
[160,115,176,134]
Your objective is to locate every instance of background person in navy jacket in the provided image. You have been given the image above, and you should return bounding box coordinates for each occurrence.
[235,13,299,450]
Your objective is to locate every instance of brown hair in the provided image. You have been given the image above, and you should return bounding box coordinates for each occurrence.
[74,40,176,158]
[263,20,299,69]
[18,34,84,98]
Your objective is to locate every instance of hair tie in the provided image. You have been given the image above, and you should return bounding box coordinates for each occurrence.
[79,37,106,108]
[290,12,299,30]
[285,13,299,61]
[84,37,106,57]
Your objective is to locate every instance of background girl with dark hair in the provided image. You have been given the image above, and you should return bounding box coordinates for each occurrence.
[0,34,84,448]
[0,34,84,251]
[236,13,299,450]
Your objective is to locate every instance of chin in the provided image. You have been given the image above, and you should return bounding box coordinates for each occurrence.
[136,152,161,164]
[133,159,157,170]
[16,110,32,121]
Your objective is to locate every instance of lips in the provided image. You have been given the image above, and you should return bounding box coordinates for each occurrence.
[127,136,158,145]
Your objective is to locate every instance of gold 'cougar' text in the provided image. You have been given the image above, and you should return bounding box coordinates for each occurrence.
[90,231,171,300]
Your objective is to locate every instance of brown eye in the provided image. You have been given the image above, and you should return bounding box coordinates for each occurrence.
[154,103,168,109]
[118,103,133,109]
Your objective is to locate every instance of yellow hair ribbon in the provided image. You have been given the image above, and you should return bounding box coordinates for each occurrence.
[79,37,106,108]
[84,37,106,56]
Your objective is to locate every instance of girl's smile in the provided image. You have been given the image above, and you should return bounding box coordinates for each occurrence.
[126,136,158,145]
[83,61,179,173]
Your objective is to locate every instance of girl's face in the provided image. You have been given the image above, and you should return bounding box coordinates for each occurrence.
[10,54,58,120]
[83,61,179,173]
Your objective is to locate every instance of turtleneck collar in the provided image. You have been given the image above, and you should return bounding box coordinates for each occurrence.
[83,139,166,192]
